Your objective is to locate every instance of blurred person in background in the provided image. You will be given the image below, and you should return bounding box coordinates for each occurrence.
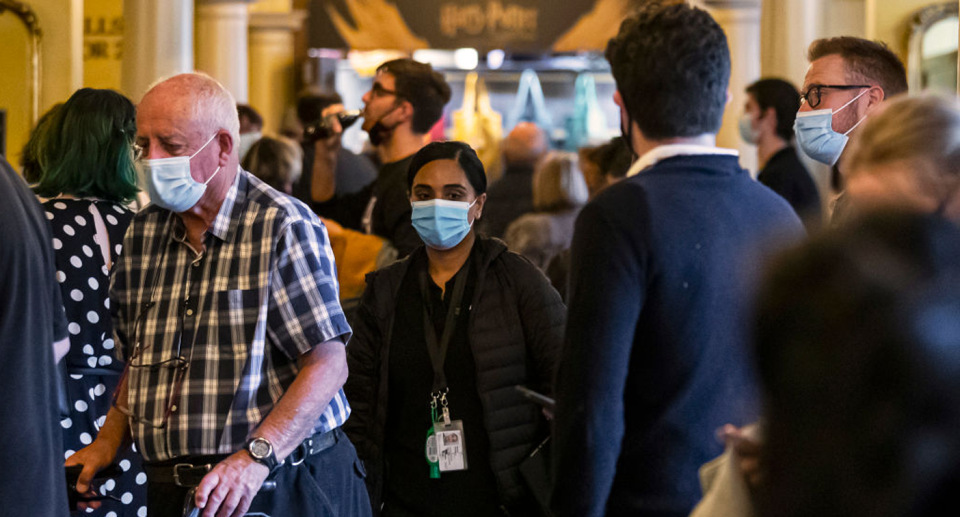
[0,153,71,517]
[20,102,62,181]
[755,211,960,517]
[741,79,822,231]
[242,135,303,195]
[32,88,144,516]
[505,151,588,270]
[546,136,632,300]
[309,59,452,258]
[345,141,564,517]
[237,104,263,162]
[480,122,548,238]
[843,94,960,221]
[578,136,633,198]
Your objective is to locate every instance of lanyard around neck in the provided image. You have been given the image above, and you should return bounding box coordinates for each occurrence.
[418,257,471,394]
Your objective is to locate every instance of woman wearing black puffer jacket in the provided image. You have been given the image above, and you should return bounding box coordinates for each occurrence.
[344,141,565,517]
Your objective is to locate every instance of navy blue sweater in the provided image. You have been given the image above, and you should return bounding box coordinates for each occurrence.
[551,154,803,517]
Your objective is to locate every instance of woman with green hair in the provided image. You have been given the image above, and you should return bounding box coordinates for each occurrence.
[33,87,145,516]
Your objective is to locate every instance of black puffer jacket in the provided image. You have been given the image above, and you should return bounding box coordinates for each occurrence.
[344,237,565,514]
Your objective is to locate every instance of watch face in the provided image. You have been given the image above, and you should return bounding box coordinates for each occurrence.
[250,438,271,459]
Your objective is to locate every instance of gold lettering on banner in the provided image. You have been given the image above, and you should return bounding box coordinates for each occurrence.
[83,16,124,61]
[440,1,538,40]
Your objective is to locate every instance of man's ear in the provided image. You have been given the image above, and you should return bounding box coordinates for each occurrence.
[865,85,885,113]
[396,99,415,125]
[761,106,779,132]
[218,131,234,166]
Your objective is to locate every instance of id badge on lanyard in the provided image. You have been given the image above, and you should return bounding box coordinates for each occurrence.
[421,259,471,478]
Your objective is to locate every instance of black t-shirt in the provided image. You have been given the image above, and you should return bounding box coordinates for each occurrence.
[297,153,421,257]
[0,158,70,516]
[294,144,378,221]
[383,247,502,516]
[758,146,823,231]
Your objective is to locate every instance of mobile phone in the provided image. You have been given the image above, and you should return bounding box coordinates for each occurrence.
[65,464,124,511]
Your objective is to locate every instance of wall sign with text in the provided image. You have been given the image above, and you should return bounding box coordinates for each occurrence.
[309,0,633,53]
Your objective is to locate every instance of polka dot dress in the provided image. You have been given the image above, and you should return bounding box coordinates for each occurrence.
[45,199,145,517]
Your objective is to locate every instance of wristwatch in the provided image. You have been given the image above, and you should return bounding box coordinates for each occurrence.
[245,437,279,472]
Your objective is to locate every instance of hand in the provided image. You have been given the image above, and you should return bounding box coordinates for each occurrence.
[65,438,118,510]
[315,103,346,155]
[717,423,763,488]
[195,450,270,517]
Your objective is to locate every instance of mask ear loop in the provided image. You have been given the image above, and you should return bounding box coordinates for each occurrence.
[189,132,220,159]
[191,132,223,186]
[836,88,872,136]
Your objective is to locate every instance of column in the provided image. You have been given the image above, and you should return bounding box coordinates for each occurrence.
[703,0,762,175]
[122,0,194,102]
[760,0,821,83]
[195,0,254,103]
[248,10,307,134]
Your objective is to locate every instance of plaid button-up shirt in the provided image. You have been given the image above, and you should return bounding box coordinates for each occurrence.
[111,169,352,462]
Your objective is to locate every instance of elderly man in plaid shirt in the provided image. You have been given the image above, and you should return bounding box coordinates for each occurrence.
[66,73,371,517]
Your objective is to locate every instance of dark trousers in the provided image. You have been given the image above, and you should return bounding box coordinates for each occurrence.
[146,429,372,517]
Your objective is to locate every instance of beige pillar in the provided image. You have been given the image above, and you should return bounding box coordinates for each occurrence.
[703,0,762,175]
[122,0,194,102]
[248,10,307,135]
[195,0,253,103]
[760,0,822,82]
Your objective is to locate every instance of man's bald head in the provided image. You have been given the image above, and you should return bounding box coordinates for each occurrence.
[141,73,241,156]
[503,122,547,168]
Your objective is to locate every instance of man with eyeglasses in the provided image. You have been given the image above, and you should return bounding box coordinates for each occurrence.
[715,36,909,497]
[65,73,371,517]
[793,36,907,224]
[307,59,452,258]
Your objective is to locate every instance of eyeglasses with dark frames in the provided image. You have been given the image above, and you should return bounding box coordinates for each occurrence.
[370,83,399,99]
[800,84,871,109]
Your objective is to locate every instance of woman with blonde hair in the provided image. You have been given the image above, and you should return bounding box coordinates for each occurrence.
[842,94,960,220]
[504,151,589,270]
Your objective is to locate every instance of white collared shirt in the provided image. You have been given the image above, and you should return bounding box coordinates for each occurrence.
[626,144,739,178]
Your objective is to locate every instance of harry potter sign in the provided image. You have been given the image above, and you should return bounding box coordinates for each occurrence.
[309,0,635,52]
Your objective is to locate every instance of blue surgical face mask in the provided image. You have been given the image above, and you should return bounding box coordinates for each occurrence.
[141,133,221,212]
[411,198,478,250]
[738,112,760,145]
[794,89,869,166]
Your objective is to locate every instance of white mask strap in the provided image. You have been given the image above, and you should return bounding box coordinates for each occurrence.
[189,132,220,159]
[203,166,222,186]
[834,88,870,115]
[843,115,868,136]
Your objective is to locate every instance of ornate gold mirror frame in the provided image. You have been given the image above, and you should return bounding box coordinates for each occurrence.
[907,2,959,94]
[0,0,42,125]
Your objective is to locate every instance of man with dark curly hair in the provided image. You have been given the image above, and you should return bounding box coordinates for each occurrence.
[551,4,804,517]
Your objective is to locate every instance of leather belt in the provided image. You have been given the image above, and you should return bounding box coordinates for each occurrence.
[144,429,340,487]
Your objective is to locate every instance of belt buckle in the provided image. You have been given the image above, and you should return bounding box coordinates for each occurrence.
[173,463,210,487]
[289,438,312,466]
